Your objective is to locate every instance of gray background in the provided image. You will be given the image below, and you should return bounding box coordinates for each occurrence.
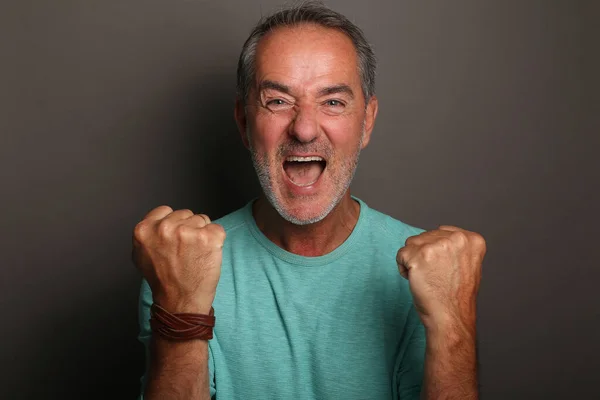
[1,0,598,399]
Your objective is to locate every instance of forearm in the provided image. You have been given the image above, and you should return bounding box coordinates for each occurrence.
[421,321,478,400]
[144,337,211,400]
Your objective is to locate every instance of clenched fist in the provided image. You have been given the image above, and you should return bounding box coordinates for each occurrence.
[132,206,226,314]
[396,226,486,332]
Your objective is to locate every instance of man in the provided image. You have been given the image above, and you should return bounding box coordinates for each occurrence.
[133,2,486,399]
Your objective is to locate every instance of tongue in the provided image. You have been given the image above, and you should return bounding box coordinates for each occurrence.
[283,161,324,186]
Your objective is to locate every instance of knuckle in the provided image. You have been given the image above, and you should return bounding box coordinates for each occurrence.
[471,231,485,243]
[157,205,174,213]
[438,237,453,249]
[450,231,468,247]
[421,244,436,260]
[471,232,487,252]
[207,224,227,245]
[133,221,149,241]
[439,224,456,230]
[156,219,173,238]
[174,224,188,238]
[195,229,210,245]
[396,249,404,264]
[405,236,417,246]
[215,224,226,238]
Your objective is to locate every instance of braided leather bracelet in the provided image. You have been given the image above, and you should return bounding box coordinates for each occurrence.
[150,303,215,341]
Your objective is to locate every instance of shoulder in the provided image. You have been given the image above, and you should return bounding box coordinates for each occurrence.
[359,198,425,246]
[212,202,251,234]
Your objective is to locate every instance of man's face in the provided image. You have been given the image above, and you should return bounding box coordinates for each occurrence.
[236,24,377,225]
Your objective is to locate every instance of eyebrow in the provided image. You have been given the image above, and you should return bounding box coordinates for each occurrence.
[317,84,354,99]
[258,80,354,99]
[258,80,293,95]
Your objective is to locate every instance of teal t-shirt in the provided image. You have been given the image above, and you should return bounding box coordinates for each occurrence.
[138,197,426,399]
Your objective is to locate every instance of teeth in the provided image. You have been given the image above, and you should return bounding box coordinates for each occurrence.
[286,156,324,162]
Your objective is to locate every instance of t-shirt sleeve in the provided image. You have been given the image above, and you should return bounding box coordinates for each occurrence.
[136,279,217,399]
[137,279,152,399]
[208,341,217,398]
[394,306,426,400]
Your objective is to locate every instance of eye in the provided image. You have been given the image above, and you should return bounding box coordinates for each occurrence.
[325,99,344,107]
[265,98,294,112]
[322,99,346,115]
[266,99,291,108]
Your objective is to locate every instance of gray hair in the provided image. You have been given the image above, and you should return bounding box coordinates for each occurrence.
[236,0,376,103]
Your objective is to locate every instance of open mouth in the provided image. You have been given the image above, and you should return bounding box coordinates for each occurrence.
[283,156,326,187]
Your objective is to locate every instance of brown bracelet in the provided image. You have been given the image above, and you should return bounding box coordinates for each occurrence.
[150,303,215,341]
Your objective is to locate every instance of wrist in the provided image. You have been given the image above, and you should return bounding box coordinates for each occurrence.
[153,292,215,314]
[422,312,476,345]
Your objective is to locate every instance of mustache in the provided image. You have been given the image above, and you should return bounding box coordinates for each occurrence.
[276,140,333,158]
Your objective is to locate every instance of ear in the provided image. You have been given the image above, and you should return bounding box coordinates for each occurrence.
[360,95,379,149]
[234,97,250,150]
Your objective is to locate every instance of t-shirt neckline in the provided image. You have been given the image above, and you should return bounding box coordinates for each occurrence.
[243,196,368,267]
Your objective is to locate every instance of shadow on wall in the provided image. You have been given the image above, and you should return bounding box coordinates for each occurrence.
[16,75,258,399]
[19,272,144,399]
[175,76,261,218]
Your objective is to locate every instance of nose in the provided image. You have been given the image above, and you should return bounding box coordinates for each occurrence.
[289,103,319,143]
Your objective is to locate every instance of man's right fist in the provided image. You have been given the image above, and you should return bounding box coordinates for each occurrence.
[132,205,226,314]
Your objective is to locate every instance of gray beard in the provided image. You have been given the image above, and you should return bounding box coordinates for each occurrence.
[247,126,364,226]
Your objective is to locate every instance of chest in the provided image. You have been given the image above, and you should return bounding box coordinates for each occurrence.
[209,251,414,399]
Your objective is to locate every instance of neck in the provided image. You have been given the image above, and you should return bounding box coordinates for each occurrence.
[252,192,361,257]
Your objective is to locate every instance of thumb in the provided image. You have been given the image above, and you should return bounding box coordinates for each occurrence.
[396,247,410,280]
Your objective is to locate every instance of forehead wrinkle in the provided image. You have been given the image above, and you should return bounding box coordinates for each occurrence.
[317,84,354,99]
[254,25,360,97]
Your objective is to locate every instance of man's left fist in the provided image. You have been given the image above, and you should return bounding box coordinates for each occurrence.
[396,226,486,331]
